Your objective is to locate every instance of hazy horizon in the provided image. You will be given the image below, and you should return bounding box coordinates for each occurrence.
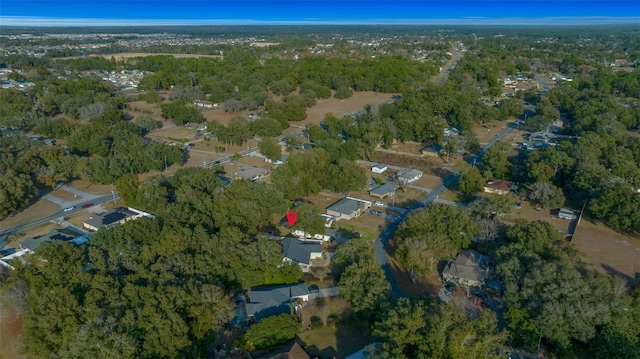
[1,1,639,27]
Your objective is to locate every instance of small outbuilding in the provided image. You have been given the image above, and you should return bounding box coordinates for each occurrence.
[372,163,388,173]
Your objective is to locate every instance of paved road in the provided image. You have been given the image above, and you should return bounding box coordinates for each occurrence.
[374,71,552,298]
[200,146,258,168]
[0,193,117,246]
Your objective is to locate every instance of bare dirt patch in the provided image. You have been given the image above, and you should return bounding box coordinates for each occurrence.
[472,122,503,144]
[0,199,59,230]
[101,53,223,60]
[0,293,27,359]
[572,218,640,287]
[237,155,273,169]
[69,181,113,195]
[152,127,199,141]
[50,188,80,202]
[412,174,443,189]
[302,91,397,126]
[502,201,572,234]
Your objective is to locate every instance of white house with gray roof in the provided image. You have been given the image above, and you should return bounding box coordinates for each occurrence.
[325,197,372,220]
[245,283,310,321]
[281,237,323,272]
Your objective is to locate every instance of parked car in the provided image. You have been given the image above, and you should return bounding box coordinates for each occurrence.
[308,285,320,293]
[374,201,386,207]
[369,209,383,216]
[63,206,75,212]
[82,203,92,209]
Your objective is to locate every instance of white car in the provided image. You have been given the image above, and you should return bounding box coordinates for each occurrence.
[63,206,75,212]
[374,201,386,207]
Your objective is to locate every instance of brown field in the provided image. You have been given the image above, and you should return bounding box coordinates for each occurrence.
[627,130,640,139]
[0,199,59,230]
[502,201,572,233]
[236,155,272,169]
[68,181,113,195]
[101,53,223,60]
[302,91,397,125]
[412,173,443,189]
[152,127,199,141]
[472,121,507,144]
[0,293,27,359]
[50,188,80,202]
[573,218,640,287]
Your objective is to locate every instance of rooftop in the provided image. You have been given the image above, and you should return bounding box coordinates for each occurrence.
[326,197,365,216]
[281,237,322,265]
[484,180,514,192]
[84,208,137,230]
[245,283,310,321]
[20,227,83,251]
[369,182,398,197]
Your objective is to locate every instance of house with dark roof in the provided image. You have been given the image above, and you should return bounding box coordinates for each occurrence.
[281,237,323,272]
[442,249,489,288]
[326,197,371,220]
[483,180,515,195]
[245,283,310,321]
[19,228,83,252]
[369,182,398,199]
[419,145,442,158]
[83,208,137,231]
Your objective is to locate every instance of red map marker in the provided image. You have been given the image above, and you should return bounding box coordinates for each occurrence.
[286,210,298,226]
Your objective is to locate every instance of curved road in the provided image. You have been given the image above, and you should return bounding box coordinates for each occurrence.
[377,72,551,297]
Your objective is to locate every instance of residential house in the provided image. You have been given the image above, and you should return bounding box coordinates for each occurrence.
[442,249,489,288]
[419,145,442,158]
[397,169,423,184]
[258,341,310,359]
[83,207,154,231]
[371,163,387,173]
[19,227,82,252]
[281,237,323,272]
[368,182,398,199]
[558,208,577,220]
[326,197,372,220]
[265,154,288,165]
[0,248,34,270]
[234,167,267,181]
[483,180,515,195]
[245,283,310,321]
[444,127,460,137]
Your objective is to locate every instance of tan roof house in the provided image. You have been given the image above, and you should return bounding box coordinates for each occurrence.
[483,180,515,195]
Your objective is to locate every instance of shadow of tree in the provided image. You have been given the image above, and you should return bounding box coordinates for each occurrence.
[601,263,636,289]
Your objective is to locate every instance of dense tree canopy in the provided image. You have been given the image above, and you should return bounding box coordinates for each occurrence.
[395,204,477,277]
[366,298,508,359]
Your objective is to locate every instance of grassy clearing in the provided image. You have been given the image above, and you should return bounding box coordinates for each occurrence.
[297,321,371,359]
[0,199,59,229]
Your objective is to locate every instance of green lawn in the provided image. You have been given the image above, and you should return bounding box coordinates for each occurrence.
[297,321,371,359]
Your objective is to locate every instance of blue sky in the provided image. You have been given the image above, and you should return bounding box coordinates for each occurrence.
[1,1,639,26]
